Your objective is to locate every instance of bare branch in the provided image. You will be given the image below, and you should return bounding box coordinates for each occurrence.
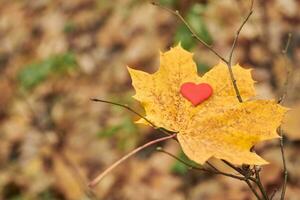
[222,160,268,200]
[157,148,246,181]
[270,188,278,200]
[254,167,270,200]
[222,159,244,174]
[282,33,292,54]
[88,134,176,187]
[206,161,219,171]
[226,0,254,103]
[151,2,227,63]
[245,179,263,200]
[278,33,292,200]
[91,98,155,127]
[228,0,254,66]
[278,33,292,104]
[90,98,177,136]
[279,128,288,200]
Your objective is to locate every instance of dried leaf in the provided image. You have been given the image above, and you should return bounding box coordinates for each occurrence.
[128,45,287,165]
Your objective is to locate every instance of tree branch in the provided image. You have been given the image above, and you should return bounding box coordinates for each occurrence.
[278,33,292,104]
[228,0,254,67]
[156,148,246,181]
[151,2,227,64]
[279,128,288,200]
[226,0,254,103]
[245,179,263,200]
[278,33,292,200]
[222,160,266,200]
[91,98,155,127]
[254,167,270,200]
[270,188,278,200]
[91,98,177,136]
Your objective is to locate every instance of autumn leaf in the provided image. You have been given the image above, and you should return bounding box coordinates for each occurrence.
[128,44,287,165]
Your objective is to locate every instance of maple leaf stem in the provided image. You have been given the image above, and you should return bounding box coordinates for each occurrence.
[156,148,246,181]
[151,2,227,64]
[88,133,176,187]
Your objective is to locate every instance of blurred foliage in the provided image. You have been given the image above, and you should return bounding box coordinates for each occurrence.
[159,0,178,7]
[174,3,213,50]
[18,53,77,90]
[63,21,77,34]
[98,116,137,138]
[98,116,139,150]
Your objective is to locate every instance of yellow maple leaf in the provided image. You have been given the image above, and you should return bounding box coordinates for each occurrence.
[128,45,287,165]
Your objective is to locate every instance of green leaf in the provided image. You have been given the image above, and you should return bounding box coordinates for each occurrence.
[171,159,189,175]
[174,3,213,50]
[196,62,210,74]
[171,151,200,175]
[18,52,77,90]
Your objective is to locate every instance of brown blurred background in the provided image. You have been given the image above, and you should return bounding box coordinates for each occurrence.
[0,0,299,199]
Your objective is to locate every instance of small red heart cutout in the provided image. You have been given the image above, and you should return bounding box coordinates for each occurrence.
[180,82,213,106]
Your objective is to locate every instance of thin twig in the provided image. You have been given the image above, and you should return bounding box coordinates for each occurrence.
[226,0,254,103]
[282,33,292,54]
[88,134,176,187]
[151,2,227,63]
[270,188,278,200]
[245,179,263,200]
[278,33,292,104]
[91,98,156,127]
[91,98,177,136]
[222,159,244,174]
[279,128,288,200]
[228,0,254,67]
[206,161,219,171]
[222,160,264,200]
[156,148,246,181]
[278,33,292,200]
[254,167,270,200]
[226,2,270,198]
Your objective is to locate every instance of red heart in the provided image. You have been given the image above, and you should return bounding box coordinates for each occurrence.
[180,82,213,106]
